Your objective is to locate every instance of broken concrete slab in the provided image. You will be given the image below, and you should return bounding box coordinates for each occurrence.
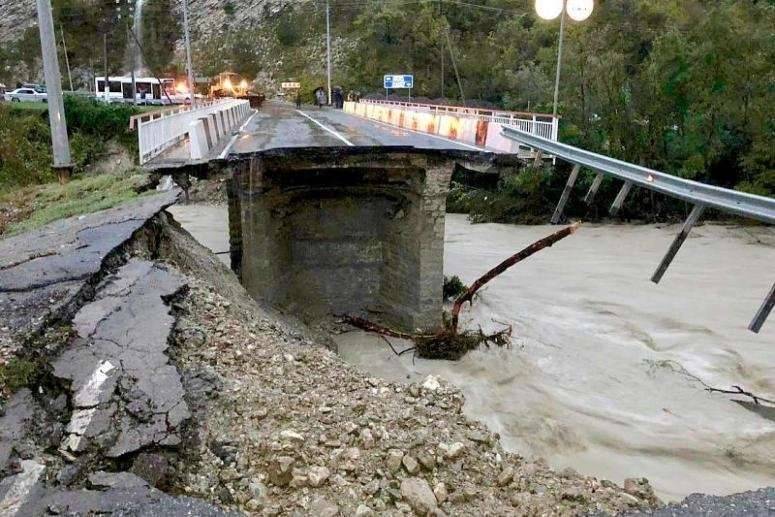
[0,190,181,354]
[53,259,189,458]
[0,390,41,475]
[2,464,235,516]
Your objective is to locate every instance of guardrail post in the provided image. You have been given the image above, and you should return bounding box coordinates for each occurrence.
[209,113,222,140]
[651,204,704,284]
[749,282,774,333]
[532,150,544,169]
[551,164,581,224]
[609,181,633,216]
[199,116,214,149]
[584,172,605,205]
[189,119,210,160]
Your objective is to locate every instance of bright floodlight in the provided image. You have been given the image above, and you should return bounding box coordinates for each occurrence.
[566,0,594,21]
[535,0,563,20]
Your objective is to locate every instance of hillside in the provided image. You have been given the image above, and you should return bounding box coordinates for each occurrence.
[1,0,772,202]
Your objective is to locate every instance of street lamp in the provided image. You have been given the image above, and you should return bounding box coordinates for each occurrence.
[535,0,593,116]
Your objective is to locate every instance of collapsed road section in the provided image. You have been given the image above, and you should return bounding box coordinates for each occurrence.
[0,176,670,515]
[2,158,771,514]
[0,191,231,515]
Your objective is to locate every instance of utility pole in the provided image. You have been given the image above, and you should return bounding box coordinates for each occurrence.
[326,0,332,105]
[127,0,137,105]
[36,0,72,182]
[439,0,444,98]
[182,0,196,107]
[59,25,73,91]
[551,6,566,117]
[103,33,109,100]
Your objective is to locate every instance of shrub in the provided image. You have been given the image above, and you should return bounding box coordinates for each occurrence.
[443,275,467,301]
[0,106,54,191]
[63,96,137,138]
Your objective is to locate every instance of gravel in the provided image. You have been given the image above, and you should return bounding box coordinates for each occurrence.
[165,267,660,515]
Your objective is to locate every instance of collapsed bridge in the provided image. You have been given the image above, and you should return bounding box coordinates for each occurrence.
[150,100,774,333]
[225,147,517,332]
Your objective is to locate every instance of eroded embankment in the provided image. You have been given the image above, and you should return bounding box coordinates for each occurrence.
[0,192,233,515]
[0,187,667,516]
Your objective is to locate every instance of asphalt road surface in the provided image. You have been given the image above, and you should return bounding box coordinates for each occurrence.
[228,100,484,154]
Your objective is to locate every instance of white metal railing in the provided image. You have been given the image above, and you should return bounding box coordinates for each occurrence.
[137,99,250,164]
[360,98,559,140]
[129,100,221,131]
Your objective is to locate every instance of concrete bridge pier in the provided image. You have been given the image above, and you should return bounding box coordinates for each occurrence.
[228,149,454,332]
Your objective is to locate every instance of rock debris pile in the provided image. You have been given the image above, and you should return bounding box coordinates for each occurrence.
[1,198,661,516]
[171,274,659,515]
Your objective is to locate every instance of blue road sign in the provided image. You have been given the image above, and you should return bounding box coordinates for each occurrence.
[384,74,413,89]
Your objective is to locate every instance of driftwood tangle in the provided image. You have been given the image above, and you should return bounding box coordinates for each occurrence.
[345,223,580,360]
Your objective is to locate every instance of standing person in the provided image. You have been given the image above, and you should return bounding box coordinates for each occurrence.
[295,90,302,108]
[315,88,326,108]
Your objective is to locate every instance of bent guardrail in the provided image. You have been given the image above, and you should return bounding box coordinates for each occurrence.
[501,126,775,333]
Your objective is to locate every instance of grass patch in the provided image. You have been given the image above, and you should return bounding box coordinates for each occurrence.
[5,101,49,112]
[0,172,150,236]
[0,357,37,396]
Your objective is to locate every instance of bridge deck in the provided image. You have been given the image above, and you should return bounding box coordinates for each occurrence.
[229,100,485,154]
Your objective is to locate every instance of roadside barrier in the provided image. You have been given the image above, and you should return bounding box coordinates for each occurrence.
[344,99,558,155]
[137,99,251,164]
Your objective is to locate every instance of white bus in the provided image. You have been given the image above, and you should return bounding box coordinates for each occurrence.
[94,76,191,105]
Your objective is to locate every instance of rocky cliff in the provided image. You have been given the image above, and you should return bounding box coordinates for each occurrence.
[0,0,35,44]
[185,0,292,38]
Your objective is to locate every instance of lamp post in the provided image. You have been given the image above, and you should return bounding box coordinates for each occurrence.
[535,0,593,117]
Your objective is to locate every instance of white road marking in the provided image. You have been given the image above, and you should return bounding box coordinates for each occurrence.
[348,113,487,152]
[218,110,257,159]
[63,359,115,452]
[0,460,45,516]
[74,360,115,408]
[296,110,355,146]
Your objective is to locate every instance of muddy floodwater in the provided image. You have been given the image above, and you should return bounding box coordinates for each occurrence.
[169,204,775,501]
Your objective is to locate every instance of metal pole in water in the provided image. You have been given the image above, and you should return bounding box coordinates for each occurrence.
[326,0,332,105]
[749,282,774,333]
[182,0,196,107]
[36,0,72,181]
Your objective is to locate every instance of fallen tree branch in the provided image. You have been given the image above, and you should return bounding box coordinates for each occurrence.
[706,385,774,406]
[651,360,775,406]
[341,315,432,340]
[378,335,416,357]
[450,223,580,332]
[342,224,578,359]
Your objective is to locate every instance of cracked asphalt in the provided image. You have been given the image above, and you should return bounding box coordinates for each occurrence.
[0,189,235,516]
[54,259,189,458]
[0,190,181,353]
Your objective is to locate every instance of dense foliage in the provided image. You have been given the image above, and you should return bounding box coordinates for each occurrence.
[194,0,775,202]
[0,98,140,192]
[2,0,772,210]
[343,0,773,199]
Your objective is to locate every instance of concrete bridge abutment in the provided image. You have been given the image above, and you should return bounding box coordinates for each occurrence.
[227,149,454,332]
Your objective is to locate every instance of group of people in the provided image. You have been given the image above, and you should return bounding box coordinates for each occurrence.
[295,86,347,109]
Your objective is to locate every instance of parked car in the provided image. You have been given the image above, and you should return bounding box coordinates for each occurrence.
[4,87,48,103]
